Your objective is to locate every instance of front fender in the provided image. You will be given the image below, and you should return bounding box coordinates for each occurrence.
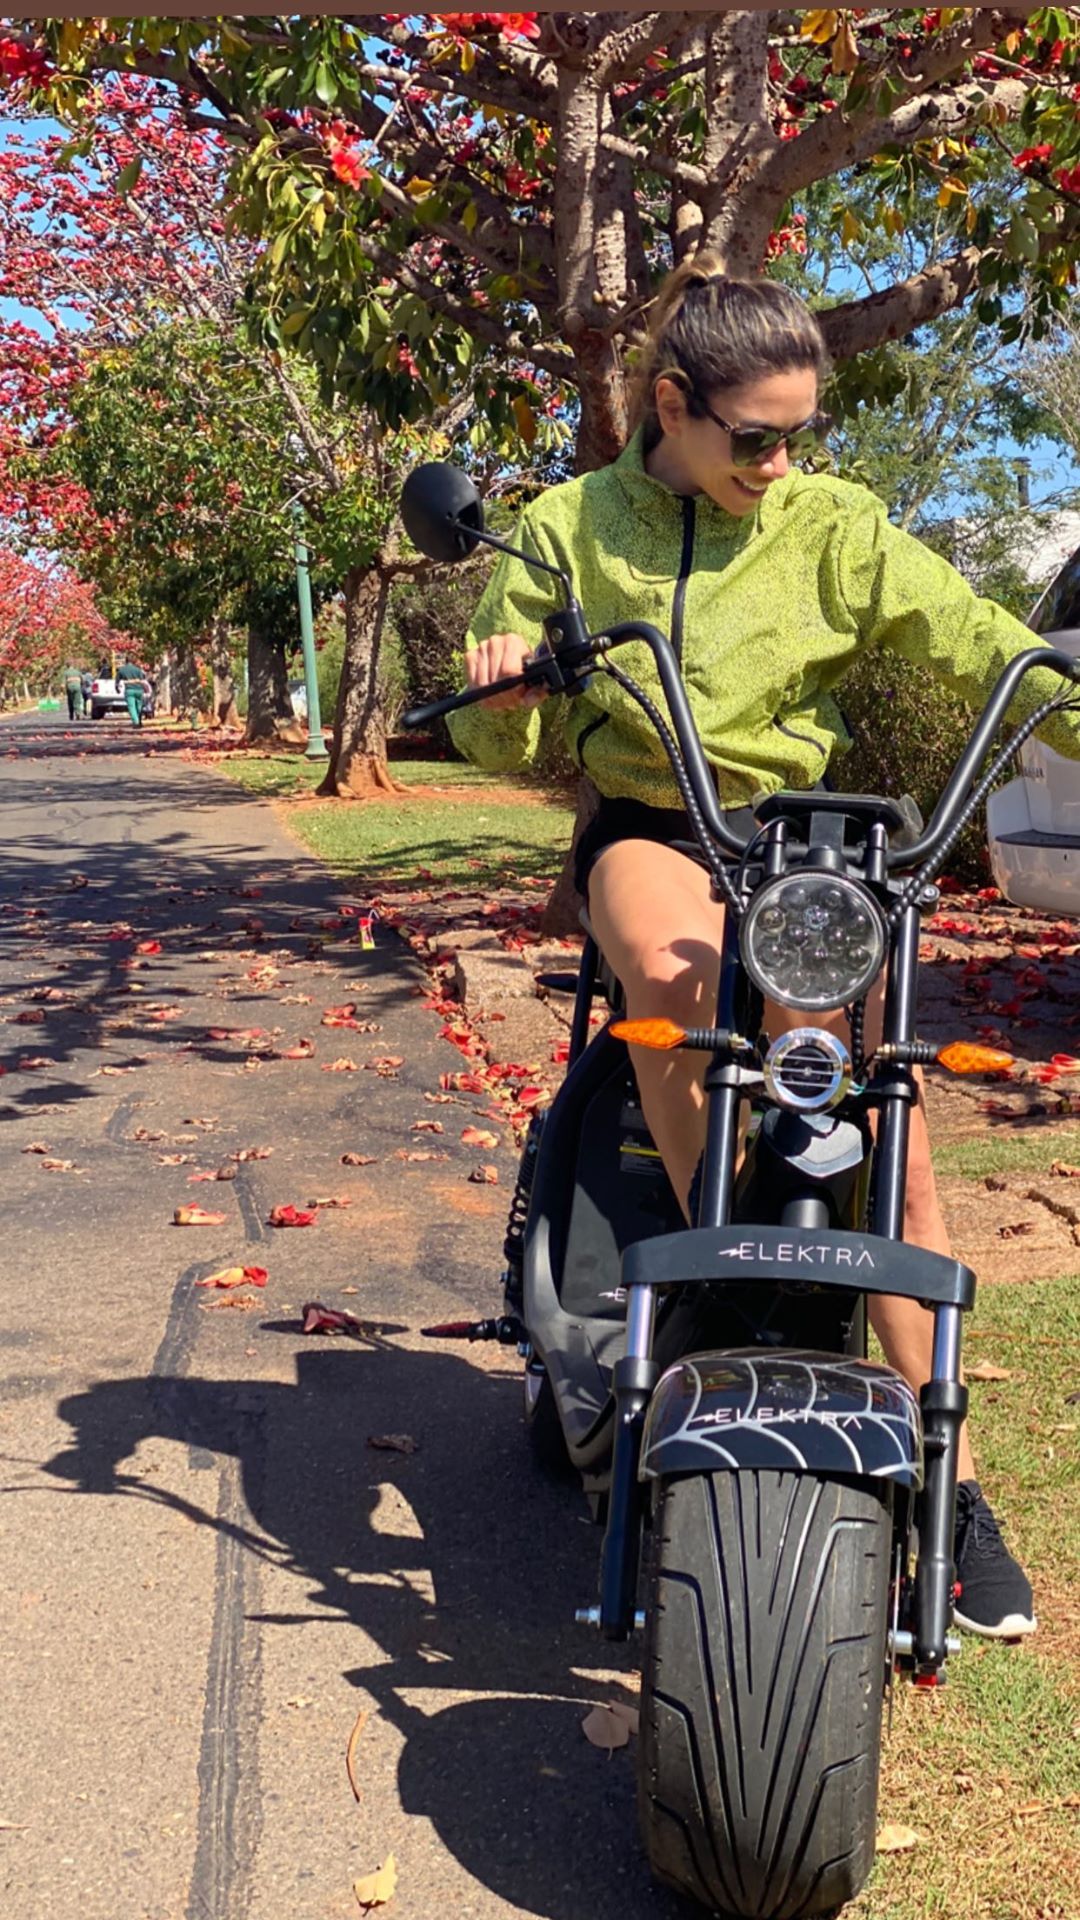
[640,1349,923,1489]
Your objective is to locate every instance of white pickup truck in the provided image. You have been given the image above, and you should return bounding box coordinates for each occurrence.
[87,672,153,720]
[987,544,1080,914]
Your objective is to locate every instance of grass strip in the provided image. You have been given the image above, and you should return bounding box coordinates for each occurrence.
[859,1272,1080,1919]
[221,753,575,891]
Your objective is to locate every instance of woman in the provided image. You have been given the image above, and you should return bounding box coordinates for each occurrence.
[449,260,1080,1640]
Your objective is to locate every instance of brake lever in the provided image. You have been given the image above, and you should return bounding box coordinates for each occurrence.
[401,616,603,732]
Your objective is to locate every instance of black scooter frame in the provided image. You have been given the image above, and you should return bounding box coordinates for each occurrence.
[574,864,968,1676]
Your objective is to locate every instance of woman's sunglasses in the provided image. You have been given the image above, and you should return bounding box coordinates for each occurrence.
[693,395,831,467]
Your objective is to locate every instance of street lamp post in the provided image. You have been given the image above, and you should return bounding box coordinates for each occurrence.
[291,496,329,763]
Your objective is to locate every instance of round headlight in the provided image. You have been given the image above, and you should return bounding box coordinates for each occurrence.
[740,871,887,1011]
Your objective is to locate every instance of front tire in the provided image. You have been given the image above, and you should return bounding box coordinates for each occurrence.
[639,1470,890,1919]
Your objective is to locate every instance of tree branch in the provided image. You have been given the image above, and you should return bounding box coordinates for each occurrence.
[598,130,708,198]
[757,6,1039,202]
[819,207,1080,363]
[593,11,703,88]
[357,236,574,383]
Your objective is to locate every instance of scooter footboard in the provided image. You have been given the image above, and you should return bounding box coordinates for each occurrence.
[640,1350,923,1487]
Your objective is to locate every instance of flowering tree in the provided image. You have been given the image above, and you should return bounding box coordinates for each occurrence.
[0,549,124,701]
[8,10,1080,471]
[0,71,449,780]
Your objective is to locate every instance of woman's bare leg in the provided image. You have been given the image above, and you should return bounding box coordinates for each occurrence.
[587,837,976,1479]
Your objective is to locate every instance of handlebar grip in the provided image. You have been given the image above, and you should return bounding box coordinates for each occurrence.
[401,670,527,731]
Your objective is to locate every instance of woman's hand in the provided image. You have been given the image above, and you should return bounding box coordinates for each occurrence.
[464,631,547,711]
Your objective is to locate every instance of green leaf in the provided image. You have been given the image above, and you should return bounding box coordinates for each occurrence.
[1007,210,1040,263]
[313,61,339,107]
[114,157,143,195]
[282,306,313,336]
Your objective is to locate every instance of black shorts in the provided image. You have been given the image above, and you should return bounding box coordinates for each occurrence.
[574,797,759,903]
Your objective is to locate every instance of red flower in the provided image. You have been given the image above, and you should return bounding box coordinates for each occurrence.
[0,37,53,85]
[328,139,369,190]
[1013,144,1053,171]
[505,162,542,198]
[391,340,421,378]
[1057,165,1080,196]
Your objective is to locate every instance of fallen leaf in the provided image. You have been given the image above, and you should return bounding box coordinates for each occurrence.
[157,1153,194,1166]
[322,1057,359,1072]
[199,1294,261,1312]
[983,1174,1007,1192]
[195,1265,268,1290]
[394,1148,449,1163]
[40,1157,76,1172]
[967,1362,1013,1382]
[306,1195,352,1209]
[953,1772,975,1794]
[423,1091,454,1105]
[342,1152,378,1167]
[284,1696,313,1710]
[131,1127,167,1142]
[367,1433,418,1454]
[301,1301,370,1338]
[996,1222,1035,1239]
[281,1040,314,1060]
[135,939,162,955]
[174,1206,228,1226]
[12,1009,45,1025]
[353,1853,397,1911]
[21,1142,49,1154]
[230,1146,273,1162]
[606,1701,640,1735]
[582,1704,630,1752]
[268,1204,318,1228]
[876,1823,921,1853]
[1050,1161,1080,1179]
[461,1126,499,1148]
[411,1119,444,1134]
[469,1164,499,1184]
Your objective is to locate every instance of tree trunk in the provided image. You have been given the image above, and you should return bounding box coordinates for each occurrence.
[539,777,600,938]
[155,654,173,716]
[317,561,402,798]
[209,617,241,729]
[171,650,201,718]
[246,626,304,745]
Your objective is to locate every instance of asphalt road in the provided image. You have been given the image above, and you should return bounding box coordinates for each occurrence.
[0,715,684,1920]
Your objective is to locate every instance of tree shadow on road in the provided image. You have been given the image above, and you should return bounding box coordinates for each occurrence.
[40,1333,687,1920]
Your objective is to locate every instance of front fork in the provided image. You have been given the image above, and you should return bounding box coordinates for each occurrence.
[874,907,967,1679]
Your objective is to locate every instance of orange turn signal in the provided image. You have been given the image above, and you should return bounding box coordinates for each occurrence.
[937,1042,1014,1076]
[609,1018,687,1050]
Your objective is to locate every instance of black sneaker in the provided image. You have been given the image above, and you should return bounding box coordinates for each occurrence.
[953,1480,1036,1639]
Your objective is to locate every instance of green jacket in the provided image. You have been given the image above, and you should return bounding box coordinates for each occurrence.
[448,429,1079,809]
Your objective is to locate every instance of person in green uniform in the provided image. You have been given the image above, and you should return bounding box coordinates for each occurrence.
[450,259,1080,1641]
[63,665,84,721]
[117,658,145,728]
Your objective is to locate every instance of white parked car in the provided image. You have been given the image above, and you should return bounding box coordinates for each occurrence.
[987,546,1080,914]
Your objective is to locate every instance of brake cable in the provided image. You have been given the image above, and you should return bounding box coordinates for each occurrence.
[598,660,746,918]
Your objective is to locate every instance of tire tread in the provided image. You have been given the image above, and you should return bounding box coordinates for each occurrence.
[639,1469,889,1919]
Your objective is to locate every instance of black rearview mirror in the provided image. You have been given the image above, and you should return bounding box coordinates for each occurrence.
[401,462,484,564]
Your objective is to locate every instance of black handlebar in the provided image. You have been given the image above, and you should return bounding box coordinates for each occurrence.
[402,621,1079,871]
